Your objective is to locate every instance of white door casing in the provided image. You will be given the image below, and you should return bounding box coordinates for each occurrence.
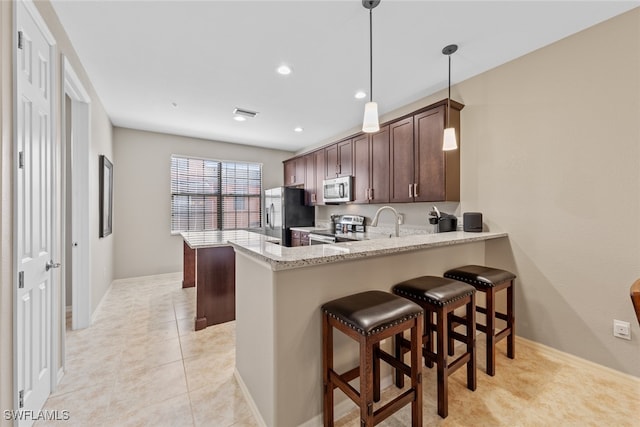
[14,0,56,423]
[62,56,91,331]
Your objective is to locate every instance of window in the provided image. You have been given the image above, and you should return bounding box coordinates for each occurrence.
[170,155,262,233]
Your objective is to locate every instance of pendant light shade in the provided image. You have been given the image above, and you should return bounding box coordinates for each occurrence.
[443,127,457,151]
[442,44,458,151]
[362,101,380,133]
[362,0,380,133]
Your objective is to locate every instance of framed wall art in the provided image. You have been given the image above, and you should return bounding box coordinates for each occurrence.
[99,154,113,238]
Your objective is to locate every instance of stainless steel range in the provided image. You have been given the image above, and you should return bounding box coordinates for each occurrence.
[308,215,365,245]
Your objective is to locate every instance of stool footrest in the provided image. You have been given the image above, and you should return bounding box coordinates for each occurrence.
[374,389,415,425]
[476,306,509,322]
[448,352,471,373]
[378,349,411,378]
[329,370,360,404]
[495,326,512,343]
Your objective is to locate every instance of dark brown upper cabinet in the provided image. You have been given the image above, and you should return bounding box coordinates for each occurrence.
[325,139,353,179]
[352,127,390,204]
[283,157,305,187]
[284,98,463,205]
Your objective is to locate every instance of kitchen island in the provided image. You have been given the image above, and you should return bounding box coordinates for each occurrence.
[227,230,507,427]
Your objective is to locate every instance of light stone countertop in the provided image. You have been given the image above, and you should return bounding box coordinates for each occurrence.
[182,229,507,271]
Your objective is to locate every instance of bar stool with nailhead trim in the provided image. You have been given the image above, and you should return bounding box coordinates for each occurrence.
[444,265,516,376]
[321,290,423,427]
[392,276,476,419]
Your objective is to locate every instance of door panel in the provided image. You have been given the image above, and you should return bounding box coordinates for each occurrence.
[389,117,414,203]
[414,106,445,202]
[16,1,54,420]
[370,126,390,203]
[351,134,370,204]
[337,139,352,177]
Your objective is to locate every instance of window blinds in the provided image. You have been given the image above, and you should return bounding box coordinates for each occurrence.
[170,156,262,233]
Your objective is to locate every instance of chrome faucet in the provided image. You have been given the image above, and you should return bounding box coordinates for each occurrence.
[371,206,401,237]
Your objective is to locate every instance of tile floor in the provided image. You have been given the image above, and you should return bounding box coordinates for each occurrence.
[37,273,640,426]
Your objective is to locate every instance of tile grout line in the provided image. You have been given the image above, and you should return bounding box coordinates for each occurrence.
[174,290,198,427]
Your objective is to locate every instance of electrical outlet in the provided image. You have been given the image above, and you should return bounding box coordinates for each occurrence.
[613,320,631,340]
[397,214,404,225]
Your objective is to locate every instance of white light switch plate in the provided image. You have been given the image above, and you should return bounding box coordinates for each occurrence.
[613,320,631,340]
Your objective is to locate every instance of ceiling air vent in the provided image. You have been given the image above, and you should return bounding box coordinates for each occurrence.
[233,108,259,118]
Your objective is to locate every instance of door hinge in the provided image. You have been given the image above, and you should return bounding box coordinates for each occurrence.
[18,31,23,50]
[18,271,24,289]
[18,390,24,408]
[18,151,24,169]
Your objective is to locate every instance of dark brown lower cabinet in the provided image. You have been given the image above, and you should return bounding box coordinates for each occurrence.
[183,242,236,331]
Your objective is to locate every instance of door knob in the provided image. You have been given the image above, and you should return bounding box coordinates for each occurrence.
[46,260,61,271]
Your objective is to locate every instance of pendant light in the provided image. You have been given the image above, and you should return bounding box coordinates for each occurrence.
[362,0,381,133]
[442,44,458,151]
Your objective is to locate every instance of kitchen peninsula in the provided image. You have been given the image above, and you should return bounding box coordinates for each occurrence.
[227,230,507,427]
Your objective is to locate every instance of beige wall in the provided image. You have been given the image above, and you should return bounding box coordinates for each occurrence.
[310,9,640,376]
[112,127,293,279]
[0,0,115,420]
[459,8,639,377]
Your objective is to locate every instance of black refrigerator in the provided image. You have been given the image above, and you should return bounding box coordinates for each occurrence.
[264,187,314,247]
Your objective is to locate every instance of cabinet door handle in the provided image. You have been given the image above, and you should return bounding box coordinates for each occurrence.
[365,189,369,199]
[409,184,413,198]
[370,188,374,200]
[414,183,418,198]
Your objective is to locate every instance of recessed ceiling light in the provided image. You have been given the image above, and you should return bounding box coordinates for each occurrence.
[233,116,247,122]
[354,91,367,99]
[294,127,303,133]
[277,65,292,75]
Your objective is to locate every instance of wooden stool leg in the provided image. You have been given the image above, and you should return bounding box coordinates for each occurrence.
[507,281,515,359]
[485,288,496,376]
[447,312,455,356]
[360,337,374,427]
[411,317,423,426]
[424,310,434,368]
[467,293,477,391]
[373,343,381,402]
[394,332,405,388]
[322,314,334,427]
[436,307,448,418]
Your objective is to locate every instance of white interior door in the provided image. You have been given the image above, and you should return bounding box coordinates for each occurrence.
[15,0,56,422]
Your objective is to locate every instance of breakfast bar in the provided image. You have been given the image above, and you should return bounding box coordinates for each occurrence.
[227,230,508,427]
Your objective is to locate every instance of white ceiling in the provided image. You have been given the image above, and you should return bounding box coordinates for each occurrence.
[51,1,639,152]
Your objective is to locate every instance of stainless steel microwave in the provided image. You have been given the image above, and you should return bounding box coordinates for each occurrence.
[323,176,353,204]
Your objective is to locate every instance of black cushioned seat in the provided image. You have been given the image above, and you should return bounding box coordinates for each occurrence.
[321,290,423,336]
[393,276,475,306]
[444,265,515,288]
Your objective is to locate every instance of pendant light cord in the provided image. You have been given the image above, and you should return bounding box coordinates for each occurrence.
[447,54,451,128]
[369,7,373,103]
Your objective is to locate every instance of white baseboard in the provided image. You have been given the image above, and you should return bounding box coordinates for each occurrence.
[234,369,392,427]
[516,336,640,384]
[111,271,182,285]
[234,369,268,427]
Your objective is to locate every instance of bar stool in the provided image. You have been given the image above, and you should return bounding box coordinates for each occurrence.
[444,265,516,376]
[392,276,476,419]
[321,290,423,427]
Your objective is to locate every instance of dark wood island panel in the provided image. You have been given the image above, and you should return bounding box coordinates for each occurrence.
[183,241,236,331]
[183,241,196,288]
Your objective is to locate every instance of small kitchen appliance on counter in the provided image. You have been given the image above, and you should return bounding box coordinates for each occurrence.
[463,212,483,232]
[429,207,457,233]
